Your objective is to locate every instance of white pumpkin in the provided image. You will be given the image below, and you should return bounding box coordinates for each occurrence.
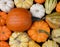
[0,0,14,12]
[14,0,33,9]
[30,3,45,18]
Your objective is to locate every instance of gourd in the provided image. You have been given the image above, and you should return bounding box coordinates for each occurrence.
[34,0,45,4]
[0,0,14,12]
[6,8,32,32]
[28,20,50,42]
[14,0,33,9]
[45,0,57,14]
[0,11,7,26]
[0,41,10,47]
[30,4,45,18]
[46,12,60,29]
[42,40,59,47]
[56,2,60,12]
[0,26,11,40]
[52,28,60,43]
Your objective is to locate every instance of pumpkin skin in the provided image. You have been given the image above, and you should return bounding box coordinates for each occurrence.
[0,41,10,47]
[56,2,60,12]
[28,20,50,42]
[6,8,32,32]
[0,12,7,26]
[0,26,11,40]
[14,0,33,9]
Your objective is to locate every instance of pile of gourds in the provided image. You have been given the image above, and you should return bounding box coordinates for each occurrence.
[0,0,60,47]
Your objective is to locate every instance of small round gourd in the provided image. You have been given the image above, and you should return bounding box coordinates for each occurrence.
[28,20,50,42]
[42,40,59,47]
[52,28,60,43]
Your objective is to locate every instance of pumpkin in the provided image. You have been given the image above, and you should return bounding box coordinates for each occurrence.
[9,32,30,47]
[34,0,45,4]
[0,12,7,26]
[14,0,33,9]
[0,41,10,47]
[28,20,50,42]
[0,26,11,40]
[46,12,60,29]
[30,4,45,18]
[29,40,40,47]
[52,28,60,43]
[0,0,14,12]
[6,8,32,32]
[42,40,59,47]
[56,2,60,12]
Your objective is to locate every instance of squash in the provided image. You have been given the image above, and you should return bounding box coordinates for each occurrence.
[0,12,7,26]
[28,20,50,42]
[0,26,11,40]
[6,8,32,32]
[9,32,30,47]
[9,32,40,47]
[52,28,60,43]
[14,0,33,9]
[30,4,45,18]
[34,0,45,4]
[42,40,59,47]
[56,2,60,12]
[46,12,60,29]
[0,41,10,47]
[0,0,14,12]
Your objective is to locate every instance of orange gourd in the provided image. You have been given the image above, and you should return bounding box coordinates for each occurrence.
[6,8,32,32]
[28,20,50,42]
[0,41,10,47]
[34,0,45,4]
[56,2,60,12]
[0,26,11,40]
[0,12,7,26]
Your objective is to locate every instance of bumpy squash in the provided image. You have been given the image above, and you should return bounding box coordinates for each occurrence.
[28,20,50,42]
[14,0,33,9]
[46,12,60,29]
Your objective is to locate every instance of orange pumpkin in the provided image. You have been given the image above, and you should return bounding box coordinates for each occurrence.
[28,20,50,42]
[0,12,7,26]
[34,0,45,4]
[6,8,32,32]
[56,2,60,12]
[0,41,10,47]
[0,26,11,40]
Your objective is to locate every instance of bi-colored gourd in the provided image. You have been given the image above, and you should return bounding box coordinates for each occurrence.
[30,4,45,18]
[14,0,33,9]
[0,26,11,40]
[56,2,60,12]
[28,20,50,42]
[0,0,14,12]
[6,8,32,32]
[0,12,7,26]
[34,0,45,4]
[42,40,59,47]
[0,41,10,47]
[52,28,60,43]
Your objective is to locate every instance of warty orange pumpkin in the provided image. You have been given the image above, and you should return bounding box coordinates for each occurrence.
[6,8,32,32]
[0,26,11,40]
[28,20,50,42]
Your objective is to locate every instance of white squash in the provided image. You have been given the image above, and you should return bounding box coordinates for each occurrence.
[30,3,45,18]
[0,0,14,12]
[14,0,33,9]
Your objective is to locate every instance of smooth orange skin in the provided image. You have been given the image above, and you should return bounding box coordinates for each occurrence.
[28,20,50,42]
[0,26,11,40]
[56,2,60,12]
[0,12,7,26]
[0,41,10,47]
[35,0,45,4]
[6,8,32,32]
